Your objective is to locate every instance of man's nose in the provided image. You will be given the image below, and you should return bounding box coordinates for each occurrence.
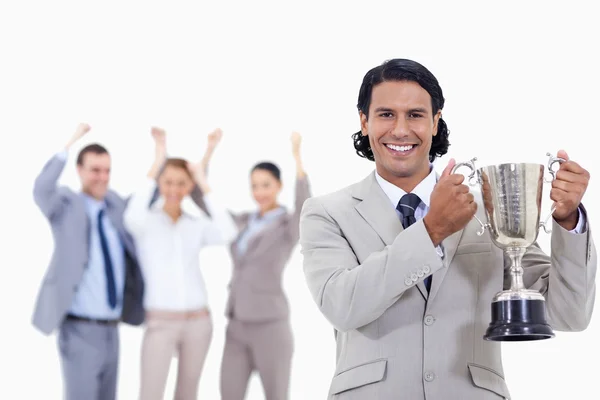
[391,118,410,138]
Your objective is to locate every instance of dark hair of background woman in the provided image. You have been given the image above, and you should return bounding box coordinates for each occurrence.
[352,58,450,163]
[251,162,281,182]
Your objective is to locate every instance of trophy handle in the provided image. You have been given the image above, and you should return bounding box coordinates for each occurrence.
[544,152,566,183]
[451,157,489,236]
[540,152,566,234]
[451,157,480,187]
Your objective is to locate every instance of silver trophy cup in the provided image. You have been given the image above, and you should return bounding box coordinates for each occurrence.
[452,153,564,341]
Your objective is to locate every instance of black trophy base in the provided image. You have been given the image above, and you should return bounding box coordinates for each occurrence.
[484,299,555,341]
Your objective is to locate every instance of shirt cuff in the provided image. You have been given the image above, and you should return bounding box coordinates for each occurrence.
[570,207,586,234]
[56,150,68,160]
[436,245,444,259]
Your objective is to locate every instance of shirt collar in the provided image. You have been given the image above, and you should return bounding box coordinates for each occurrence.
[81,192,106,214]
[250,206,286,223]
[150,196,203,219]
[375,165,438,209]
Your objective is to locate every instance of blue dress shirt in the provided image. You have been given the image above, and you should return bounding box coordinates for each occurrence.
[236,207,287,255]
[68,194,126,320]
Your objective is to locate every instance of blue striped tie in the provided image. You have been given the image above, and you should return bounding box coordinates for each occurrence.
[397,193,431,292]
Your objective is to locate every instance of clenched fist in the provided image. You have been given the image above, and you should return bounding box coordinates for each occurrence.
[551,150,590,230]
[207,128,223,150]
[424,159,477,246]
[291,131,302,156]
[65,123,91,149]
[150,126,167,161]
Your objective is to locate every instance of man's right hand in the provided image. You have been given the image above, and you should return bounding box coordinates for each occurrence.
[424,159,477,246]
[65,123,91,149]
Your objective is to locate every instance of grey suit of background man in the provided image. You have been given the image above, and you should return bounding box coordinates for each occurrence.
[299,59,596,399]
[32,123,144,400]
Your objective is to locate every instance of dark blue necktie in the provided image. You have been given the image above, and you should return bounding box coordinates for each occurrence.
[397,193,432,292]
[98,209,117,309]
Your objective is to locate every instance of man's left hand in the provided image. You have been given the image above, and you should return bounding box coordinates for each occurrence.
[551,149,590,231]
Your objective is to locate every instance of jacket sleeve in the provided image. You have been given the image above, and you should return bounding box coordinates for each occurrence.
[300,196,444,332]
[287,176,311,243]
[33,152,69,219]
[518,205,596,331]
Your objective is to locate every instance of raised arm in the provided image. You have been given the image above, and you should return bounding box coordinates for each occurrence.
[188,128,222,217]
[123,127,166,237]
[288,131,311,242]
[33,123,90,218]
[147,126,167,180]
[188,129,238,245]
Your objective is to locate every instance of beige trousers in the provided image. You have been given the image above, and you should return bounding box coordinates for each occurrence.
[139,309,213,400]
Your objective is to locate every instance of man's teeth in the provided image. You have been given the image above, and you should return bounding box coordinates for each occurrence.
[387,144,414,152]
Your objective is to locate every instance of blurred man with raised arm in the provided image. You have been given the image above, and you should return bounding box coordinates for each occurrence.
[32,123,144,400]
[299,59,596,400]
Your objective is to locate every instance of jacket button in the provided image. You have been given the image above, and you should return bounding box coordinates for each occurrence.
[404,278,413,286]
[424,315,435,326]
[424,371,435,382]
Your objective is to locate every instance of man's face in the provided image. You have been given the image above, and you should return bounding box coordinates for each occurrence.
[361,80,440,188]
[77,152,111,200]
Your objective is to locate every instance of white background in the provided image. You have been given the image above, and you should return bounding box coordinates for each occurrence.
[1,1,598,399]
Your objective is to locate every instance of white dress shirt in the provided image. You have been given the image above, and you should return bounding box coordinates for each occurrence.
[124,178,238,312]
[375,167,445,258]
[375,166,586,259]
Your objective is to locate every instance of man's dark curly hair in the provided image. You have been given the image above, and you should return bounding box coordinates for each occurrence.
[352,58,450,163]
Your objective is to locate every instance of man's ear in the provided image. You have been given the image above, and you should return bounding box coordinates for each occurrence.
[360,111,369,136]
[432,110,442,136]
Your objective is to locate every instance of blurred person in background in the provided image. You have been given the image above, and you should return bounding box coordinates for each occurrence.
[123,127,237,400]
[202,132,311,400]
[32,123,145,400]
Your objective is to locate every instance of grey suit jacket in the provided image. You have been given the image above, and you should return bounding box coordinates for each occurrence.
[32,154,145,335]
[225,177,311,322]
[300,172,596,400]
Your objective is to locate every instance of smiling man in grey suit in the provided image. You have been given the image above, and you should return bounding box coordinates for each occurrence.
[299,59,596,399]
[32,123,144,400]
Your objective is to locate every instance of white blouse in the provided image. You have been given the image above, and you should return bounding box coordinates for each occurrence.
[124,178,237,312]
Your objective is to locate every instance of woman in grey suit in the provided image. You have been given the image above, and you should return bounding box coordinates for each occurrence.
[204,132,311,400]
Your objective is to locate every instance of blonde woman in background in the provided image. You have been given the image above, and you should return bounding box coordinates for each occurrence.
[124,127,237,400]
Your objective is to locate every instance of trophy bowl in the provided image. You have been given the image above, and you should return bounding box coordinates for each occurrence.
[452,153,564,341]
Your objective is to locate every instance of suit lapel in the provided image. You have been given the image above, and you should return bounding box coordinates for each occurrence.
[353,172,403,247]
[104,193,134,255]
[232,214,251,263]
[248,216,286,253]
[232,212,287,264]
[354,172,430,300]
